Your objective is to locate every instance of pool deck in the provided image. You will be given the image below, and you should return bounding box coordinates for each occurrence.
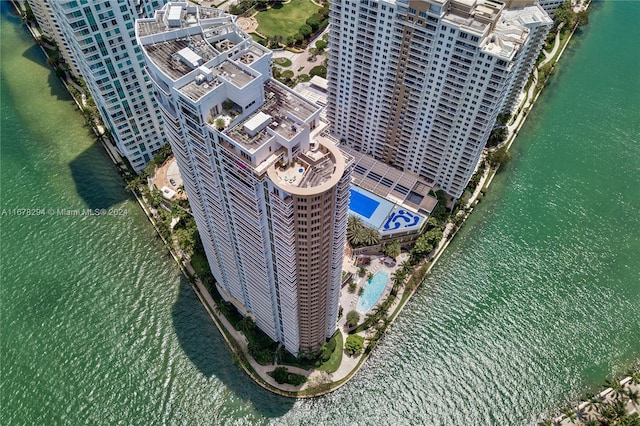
[338,254,408,325]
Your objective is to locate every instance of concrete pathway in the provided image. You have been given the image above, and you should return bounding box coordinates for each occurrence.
[272,26,331,77]
[540,22,564,68]
[186,261,369,394]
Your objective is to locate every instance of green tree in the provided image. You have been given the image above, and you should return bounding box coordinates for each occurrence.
[410,234,434,264]
[627,388,640,413]
[345,334,364,355]
[306,16,321,31]
[309,65,327,78]
[215,118,225,130]
[346,310,360,327]
[486,145,510,168]
[299,24,313,37]
[281,70,294,81]
[382,240,401,259]
[496,112,511,126]
[236,317,256,335]
[554,1,576,29]
[148,188,164,208]
[576,10,589,26]
[347,216,365,246]
[214,299,232,318]
[271,366,288,383]
[362,226,380,246]
[486,127,508,148]
[315,39,327,52]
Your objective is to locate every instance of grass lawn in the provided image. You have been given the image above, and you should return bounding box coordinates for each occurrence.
[190,250,210,278]
[317,332,343,373]
[255,0,320,38]
[251,33,266,44]
[274,57,292,67]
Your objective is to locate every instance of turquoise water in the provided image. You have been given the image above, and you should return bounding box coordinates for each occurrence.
[356,270,390,313]
[1,1,639,424]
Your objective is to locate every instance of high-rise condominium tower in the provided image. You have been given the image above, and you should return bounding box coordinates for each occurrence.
[136,3,352,355]
[327,0,550,198]
[42,0,167,172]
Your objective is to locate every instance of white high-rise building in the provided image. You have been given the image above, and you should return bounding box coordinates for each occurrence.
[46,0,167,172]
[537,0,566,15]
[26,0,81,78]
[136,3,352,356]
[327,0,550,198]
[500,2,553,112]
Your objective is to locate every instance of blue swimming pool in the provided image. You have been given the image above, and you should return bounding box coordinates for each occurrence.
[356,270,389,313]
[349,189,380,219]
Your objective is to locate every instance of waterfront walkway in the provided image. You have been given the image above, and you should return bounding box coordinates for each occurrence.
[186,260,367,395]
[552,375,639,425]
[540,22,564,68]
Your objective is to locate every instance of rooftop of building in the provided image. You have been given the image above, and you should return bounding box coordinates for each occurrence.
[179,58,260,100]
[137,5,227,37]
[267,135,349,196]
[136,3,267,84]
[339,147,438,215]
[225,80,320,152]
[500,2,553,26]
[444,0,504,34]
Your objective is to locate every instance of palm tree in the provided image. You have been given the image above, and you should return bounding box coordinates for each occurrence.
[605,375,623,400]
[574,406,588,423]
[347,216,364,246]
[346,310,360,327]
[584,394,602,418]
[236,317,256,335]
[391,269,406,283]
[626,388,640,412]
[214,299,231,317]
[562,407,576,423]
[362,226,380,246]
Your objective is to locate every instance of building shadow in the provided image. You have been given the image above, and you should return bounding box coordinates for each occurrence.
[69,142,129,210]
[171,277,295,418]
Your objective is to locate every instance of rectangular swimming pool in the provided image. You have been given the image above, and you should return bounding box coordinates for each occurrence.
[349,189,379,219]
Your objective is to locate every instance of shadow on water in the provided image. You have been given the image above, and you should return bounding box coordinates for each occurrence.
[172,277,295,419]
[69,142,129,210]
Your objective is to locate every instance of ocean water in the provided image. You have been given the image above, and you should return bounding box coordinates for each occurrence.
[1,1,638,424]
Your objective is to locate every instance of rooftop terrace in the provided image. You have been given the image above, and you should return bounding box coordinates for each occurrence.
[267,136,347,196]
[340,147,438,215]
[225,81,320,151]
[137,6,227,37]
[143,34,218,80]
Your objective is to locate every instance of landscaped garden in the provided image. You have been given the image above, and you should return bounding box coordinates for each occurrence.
[255,0,321,39]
